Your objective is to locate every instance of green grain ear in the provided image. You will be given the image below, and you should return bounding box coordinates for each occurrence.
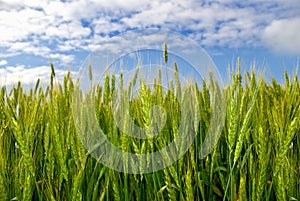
[50,61,55,77]
[163,41,168,65]
[50,61,55,89]
[88,64,93,82]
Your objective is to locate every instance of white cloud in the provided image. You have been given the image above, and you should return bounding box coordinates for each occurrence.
[93,18,126,34]
[50,53,75,64]
[0,1,91,59]
[0,65,49,86]
[0,7,48,42]
[0,59,7,66]
[45,20,91,39]
[0,65,77,86]
[57,39,89,51]
[262,18,300,54]
[43,0,146,22]
[2,41,52,58]
[0,0,24,10]
[121,1,175,28]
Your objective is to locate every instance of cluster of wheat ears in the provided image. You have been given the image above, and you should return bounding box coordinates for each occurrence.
[0,57,299,200]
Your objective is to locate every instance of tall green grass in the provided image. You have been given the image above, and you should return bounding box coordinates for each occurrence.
[0,58,299,200]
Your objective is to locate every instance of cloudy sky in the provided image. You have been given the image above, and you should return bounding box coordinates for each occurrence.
[0,0,299,86]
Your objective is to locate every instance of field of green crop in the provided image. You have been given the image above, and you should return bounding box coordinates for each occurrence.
[0,59,299,200]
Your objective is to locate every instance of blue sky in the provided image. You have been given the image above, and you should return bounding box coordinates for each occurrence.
[0,0,299,86]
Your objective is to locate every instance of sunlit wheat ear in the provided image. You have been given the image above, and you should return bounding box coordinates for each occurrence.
[238,169,247,201]
[164,168,177,200]
[0,171,7,200]
[228,90,238,152]
[103,71,110,104]
[185,167,194,201]
[233,83,258,164]
[174,62,181,99]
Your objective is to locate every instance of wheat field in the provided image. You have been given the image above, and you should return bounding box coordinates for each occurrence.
[0,58,299,200]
